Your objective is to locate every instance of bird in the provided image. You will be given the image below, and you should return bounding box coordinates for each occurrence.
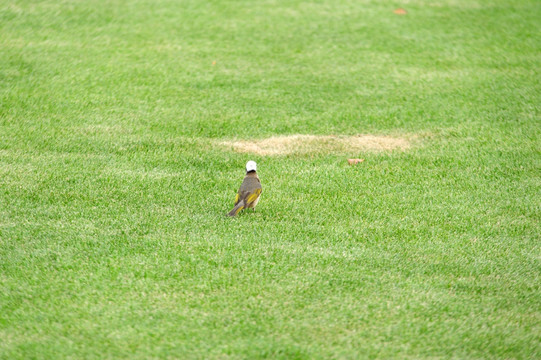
[227,160,262,217]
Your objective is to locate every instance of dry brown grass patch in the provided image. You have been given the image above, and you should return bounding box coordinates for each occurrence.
[220,134,411,156]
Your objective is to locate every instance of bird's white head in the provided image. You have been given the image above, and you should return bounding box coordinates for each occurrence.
[246,160,257,172]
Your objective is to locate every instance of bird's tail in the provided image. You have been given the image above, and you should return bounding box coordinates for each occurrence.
[227,201,245,217]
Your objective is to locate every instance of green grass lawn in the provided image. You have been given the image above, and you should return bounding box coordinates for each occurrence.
[1,0,540,358]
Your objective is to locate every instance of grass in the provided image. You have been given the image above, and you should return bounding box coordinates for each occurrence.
[1,0,540,358]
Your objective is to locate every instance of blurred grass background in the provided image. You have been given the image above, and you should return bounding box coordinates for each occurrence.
[1,0,540,358]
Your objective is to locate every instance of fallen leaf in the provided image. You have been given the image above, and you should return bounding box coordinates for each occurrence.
[347,158,365,165]
[394,8,407,15]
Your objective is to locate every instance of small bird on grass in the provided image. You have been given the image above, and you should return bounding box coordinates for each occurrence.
[227,160,262,217]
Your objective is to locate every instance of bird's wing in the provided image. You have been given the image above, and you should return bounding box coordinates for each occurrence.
[246,188,262,206]
[235,176,262,205]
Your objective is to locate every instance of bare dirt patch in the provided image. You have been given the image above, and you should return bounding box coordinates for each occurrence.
[220,134,411,156]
